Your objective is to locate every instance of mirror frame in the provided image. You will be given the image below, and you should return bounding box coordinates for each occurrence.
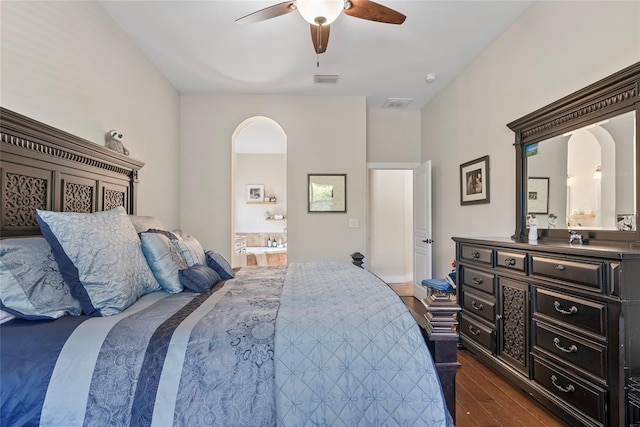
[508,62,640,244]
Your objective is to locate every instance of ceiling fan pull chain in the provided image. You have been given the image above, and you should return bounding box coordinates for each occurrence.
[316,24,322,67]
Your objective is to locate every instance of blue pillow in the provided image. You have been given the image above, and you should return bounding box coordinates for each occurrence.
[140,232,188,293]
[172,236,206,266]
[0,237,82,320]
[205,250,234,280]
[36,206,161,317]
[179,264,221,293]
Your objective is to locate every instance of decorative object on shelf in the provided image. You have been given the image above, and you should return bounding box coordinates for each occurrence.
[460,155,489,205]
[528,214,538,242]
[104,130,129,156]
[308,173,346,212]
[269,195,277,203]
[527,177,549,214]
[247,184,264,203]
[350,252,364,268]
[547,213,557,228]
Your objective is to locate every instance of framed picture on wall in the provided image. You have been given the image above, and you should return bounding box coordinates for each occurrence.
[308,174,347,213]
[460,155,490,205]
[527,177,549,214]
[247,184,264,203]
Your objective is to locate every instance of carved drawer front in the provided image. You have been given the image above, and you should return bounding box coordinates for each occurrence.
[534,288,606,338]
[460,244,493,266]
[534,321,607,379]
[461,314,495,353]
[530,255,603,291]
[461,266,495,295]
[533,356,606,425]
[495,250,526,273]
[462,290,495,324]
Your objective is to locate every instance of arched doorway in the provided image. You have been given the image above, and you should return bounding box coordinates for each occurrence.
[232,117,288,267]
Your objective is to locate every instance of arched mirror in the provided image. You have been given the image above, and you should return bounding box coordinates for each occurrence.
[508,62,639,244]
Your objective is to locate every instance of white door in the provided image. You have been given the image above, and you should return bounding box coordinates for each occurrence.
[413,161,433,300]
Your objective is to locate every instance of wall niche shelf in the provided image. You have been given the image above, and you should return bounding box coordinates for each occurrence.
[266,218,286,221]
[247,201,277,205]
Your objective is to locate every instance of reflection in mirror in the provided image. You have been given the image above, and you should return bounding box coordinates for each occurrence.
[526,110,636,231]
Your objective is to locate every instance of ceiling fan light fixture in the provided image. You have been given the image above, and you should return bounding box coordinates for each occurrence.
[297,0,344,25]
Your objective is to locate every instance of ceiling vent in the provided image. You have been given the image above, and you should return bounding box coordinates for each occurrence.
[314,74,340,84]
[383,98,414,109]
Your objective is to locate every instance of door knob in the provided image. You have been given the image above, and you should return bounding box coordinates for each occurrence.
[422,239,433,244]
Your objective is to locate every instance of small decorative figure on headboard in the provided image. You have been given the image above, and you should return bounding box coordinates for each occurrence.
[569,230,583,245]
[104,130,129,156]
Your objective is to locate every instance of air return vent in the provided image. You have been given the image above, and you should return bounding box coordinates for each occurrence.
[382,98,414,109]
[314,74,340,84]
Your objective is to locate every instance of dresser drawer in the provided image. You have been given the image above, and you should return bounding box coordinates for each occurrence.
[495,250,527,273]
[534,288,606,338]
[461,314,495,353]
[462,290,495,323]
[461,266,495,295]
[530,255,603,291]
[460,244,493,265]
[533,356,606,424]
[534,321,606,379]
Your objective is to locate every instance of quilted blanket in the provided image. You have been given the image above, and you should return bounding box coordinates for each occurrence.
[1,263,452,426]
[275,262,453,426]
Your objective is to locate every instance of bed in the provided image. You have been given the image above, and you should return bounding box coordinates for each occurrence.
[0,107,455,426]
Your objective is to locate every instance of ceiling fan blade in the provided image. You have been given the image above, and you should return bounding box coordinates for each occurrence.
[310,24,330,54]
[236,1,297,26]
[344,0,406,24]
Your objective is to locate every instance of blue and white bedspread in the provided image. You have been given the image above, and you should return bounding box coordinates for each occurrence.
[275,262,453,427]
[1,262,452,427]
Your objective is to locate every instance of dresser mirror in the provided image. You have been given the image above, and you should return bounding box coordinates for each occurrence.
[508,62,640,244]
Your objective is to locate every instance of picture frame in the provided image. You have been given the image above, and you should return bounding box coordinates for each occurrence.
[308,174,347,213]
[247,184,264,203]
[460,155,490,205]
[527,177,549,214]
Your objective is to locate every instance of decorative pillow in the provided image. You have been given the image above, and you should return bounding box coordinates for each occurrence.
[178,264,221,293]
[0,237,82,320]
[172,236,206,266]
[140,231,187,294]
[205,250,235,280]
[36,206,161,317]
[128,214,167,233]
[0,309,17,324]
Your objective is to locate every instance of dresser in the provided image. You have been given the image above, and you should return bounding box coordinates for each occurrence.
[453,237,640,427]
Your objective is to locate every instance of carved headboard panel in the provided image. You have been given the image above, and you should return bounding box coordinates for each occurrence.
[0,107,144,237]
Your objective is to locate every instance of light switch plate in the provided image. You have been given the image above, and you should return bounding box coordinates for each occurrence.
[349,219,359,228]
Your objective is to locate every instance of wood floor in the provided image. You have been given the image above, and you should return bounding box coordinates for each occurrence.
[388,282,566,426]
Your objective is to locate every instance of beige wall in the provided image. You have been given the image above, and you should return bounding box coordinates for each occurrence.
[180,95,367,262]
[367,109,420,163]
[0,1,181,228]
[421,1,640,277]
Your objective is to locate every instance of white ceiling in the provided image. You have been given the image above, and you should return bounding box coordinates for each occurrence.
[99,0,533,110]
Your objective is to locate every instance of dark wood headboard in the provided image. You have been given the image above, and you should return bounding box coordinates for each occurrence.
[0,107,144,237]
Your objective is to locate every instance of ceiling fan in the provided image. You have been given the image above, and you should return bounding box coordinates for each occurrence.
[236,0,406,55]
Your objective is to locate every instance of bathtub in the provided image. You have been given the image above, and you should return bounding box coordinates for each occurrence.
[246,246,287,266]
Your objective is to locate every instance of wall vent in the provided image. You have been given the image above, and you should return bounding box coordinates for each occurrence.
[314,74,340,84]
[382,98,414,109]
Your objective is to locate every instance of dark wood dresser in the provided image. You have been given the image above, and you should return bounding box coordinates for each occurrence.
[453,237,640,427]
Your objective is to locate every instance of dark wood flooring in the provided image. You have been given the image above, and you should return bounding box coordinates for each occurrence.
[388,282,566,426]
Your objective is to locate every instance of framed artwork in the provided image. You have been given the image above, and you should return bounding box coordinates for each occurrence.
[460,155,490,205]
[247,184,264,203]
[308,174,346,213]
[527,177,549,214]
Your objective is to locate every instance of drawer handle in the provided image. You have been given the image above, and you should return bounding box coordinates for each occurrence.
[553,337,578,353]
[471,300,484,311]
[554,301,578,315]
[472,277,484,285]
[468,325,481,336]
[471,251,480,259]
[504,257,516,266]
[551,375,575,393]
[555,264,566,271]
